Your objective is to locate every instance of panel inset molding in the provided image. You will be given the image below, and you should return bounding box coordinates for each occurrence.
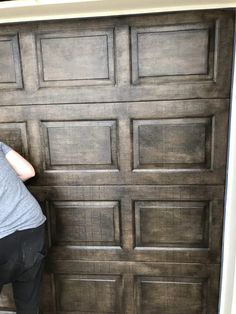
[0,34,23,89]
[135,276,207,314]
[55,275,121,313]
[0,122,28,157]
[41,120,118,170]
[36,29,115,87]
[134,201,210,249]
[133,117,212,170]
[49,201,121,246]
[131,22,216,85]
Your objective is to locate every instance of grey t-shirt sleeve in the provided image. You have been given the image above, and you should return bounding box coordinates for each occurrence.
[0,142,13,155]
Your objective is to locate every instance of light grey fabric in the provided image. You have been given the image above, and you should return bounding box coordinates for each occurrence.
[0,142,46,239]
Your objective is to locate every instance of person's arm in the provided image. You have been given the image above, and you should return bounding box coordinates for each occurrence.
[1,142,35,182]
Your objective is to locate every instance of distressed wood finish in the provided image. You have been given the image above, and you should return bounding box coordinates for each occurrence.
[0,34,23,89]
[0,9,233,314]
[36,29,115,87]
[0,100,229,185]
[0,10,233,102]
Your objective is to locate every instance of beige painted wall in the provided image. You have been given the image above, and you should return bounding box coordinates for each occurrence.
[0,0,235,23]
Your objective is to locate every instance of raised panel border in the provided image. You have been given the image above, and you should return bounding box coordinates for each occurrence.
[131,21,216,85]
[36,28,115,88]
[0,10,233,102]
[0,34,23,90]
[0,100,227,184]
[49,200,121,247]
[47,261,219,314]
[134,200,210,249]
[34,185,224,264]
[55,274,122,313]
[132,117,213,171]
[135,276,208,314]
[0,122,28,157]
[41,119,118,171]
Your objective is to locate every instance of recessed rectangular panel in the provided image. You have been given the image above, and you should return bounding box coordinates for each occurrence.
[131,22,215,85]
[138,29,209,76]
[0,122,28,157]
[41,36,109,80]
[42,120,118,170]
[0,41,16,82]
[134,201,210,248]
[37,29,114,87]
[45,185,223,263]
[50,201,121,246]
[55,275,121,313]
[0,35,23,89]
[136,276,207,314]
[133,118,212,169]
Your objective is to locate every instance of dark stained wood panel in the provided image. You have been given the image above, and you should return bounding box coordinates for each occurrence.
[0,10,233,103]
[36,29,115,87]
[48,261,220,314]
[136,276,206,314]
[134,201,209,248]
[0,99,229,185]
[42,120,118,170]
[133,118,212,169]
[26,184,225,264]
[50,201,121,246]
[0,9,233,314]
[139,30,209,76]
[0,34,22,89]
[131,23,214,84]
[0,122,28,157]
[55,275,121,313]
[40,273,55,314]
[0,39,16,82]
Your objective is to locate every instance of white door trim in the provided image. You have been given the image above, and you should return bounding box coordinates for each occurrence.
[219,27,236,314]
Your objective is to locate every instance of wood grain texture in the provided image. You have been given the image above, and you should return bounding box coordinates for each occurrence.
[0,10,233,103]
[0,34,23,90]
[136,277,206,314]
[131,24,214,85]
[29,184,224,264]
[0,9,233,314]
[0,99,229,185]
[133,118,212,169]
[36,28,115,87]
[0,122,28,157]
[50,201,121,246]
[55,275,121,313]
[135,201,209,248]
[42,120,117,170]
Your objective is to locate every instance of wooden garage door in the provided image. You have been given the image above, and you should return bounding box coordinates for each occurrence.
[0,9,234,314]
